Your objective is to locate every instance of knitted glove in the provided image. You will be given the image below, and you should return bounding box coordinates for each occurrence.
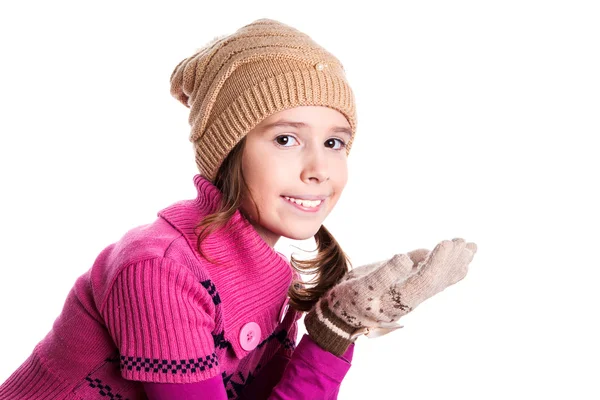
[304,238,477,356]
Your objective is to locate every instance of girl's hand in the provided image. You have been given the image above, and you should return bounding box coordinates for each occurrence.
[303,238,477,356]
[392,238,478,318]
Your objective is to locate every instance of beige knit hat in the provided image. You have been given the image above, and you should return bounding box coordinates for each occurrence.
[170,18,357,183]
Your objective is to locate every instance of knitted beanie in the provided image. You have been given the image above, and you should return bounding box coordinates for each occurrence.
[169,18,357,183]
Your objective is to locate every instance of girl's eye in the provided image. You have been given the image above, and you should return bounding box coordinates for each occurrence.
[274,135,298,147]
[325,138,347,150]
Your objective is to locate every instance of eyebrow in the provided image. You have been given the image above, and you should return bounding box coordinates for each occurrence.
[261,119,352,139]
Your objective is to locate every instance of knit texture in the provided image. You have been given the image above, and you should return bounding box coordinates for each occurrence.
[0,175,302,399]
[304,298,358,356]
[169,18,357,182]
[304,242,478,357]
[304,253,418,356]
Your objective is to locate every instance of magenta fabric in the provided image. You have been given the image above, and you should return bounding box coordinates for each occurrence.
[144,335,354,399]
[144,375,227,399]
[241,334,354,400]
[0,175,354,399]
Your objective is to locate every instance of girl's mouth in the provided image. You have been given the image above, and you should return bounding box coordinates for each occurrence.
[281,196,324,213]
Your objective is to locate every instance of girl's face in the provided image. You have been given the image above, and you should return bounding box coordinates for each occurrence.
[240,106,351,247]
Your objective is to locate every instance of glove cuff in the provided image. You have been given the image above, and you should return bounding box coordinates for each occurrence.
[304,298,358,357]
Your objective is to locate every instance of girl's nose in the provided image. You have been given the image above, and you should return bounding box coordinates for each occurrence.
[301,152,330,183]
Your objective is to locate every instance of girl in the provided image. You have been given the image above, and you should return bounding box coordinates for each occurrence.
[0,18,477,399]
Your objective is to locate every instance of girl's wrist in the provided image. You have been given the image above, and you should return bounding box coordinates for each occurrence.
[304,299,358,357]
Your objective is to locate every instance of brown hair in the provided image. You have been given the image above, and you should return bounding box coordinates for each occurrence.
[194,136,352,312]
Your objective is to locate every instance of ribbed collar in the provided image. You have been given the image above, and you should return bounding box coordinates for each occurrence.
[157,174,294,359]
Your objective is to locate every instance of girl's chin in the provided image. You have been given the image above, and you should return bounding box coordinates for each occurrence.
[281,227,321,241]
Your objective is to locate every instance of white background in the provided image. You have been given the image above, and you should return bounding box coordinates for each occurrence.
[1,1,598,398]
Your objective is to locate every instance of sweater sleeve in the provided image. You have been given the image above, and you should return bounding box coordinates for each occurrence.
[268,334,354,399]
[239,334,354,400]
[102,257,220,384]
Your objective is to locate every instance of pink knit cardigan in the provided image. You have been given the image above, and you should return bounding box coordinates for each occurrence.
[0,175,353,399]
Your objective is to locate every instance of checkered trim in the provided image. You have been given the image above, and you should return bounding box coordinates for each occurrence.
[85,376,128,399]
[200,279,221,305]
[120,352,219,374]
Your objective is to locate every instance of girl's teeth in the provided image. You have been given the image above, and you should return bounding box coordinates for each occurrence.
[284,196,322,208]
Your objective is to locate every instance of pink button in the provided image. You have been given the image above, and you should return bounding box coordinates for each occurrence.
[278,297,290,324]
[239,322,261,351]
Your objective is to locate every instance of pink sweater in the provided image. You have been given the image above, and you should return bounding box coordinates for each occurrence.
[0,175,354,399]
